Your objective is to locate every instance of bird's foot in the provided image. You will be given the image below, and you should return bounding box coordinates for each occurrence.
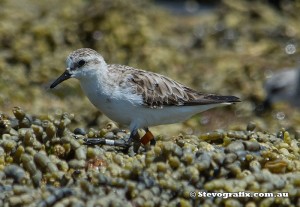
[126,130,141,153]
[82,128,155,153]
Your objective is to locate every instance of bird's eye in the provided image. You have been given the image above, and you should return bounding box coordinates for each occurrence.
[78,60,86,67]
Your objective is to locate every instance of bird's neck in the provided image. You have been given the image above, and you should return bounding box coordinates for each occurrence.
[78,67,111,98]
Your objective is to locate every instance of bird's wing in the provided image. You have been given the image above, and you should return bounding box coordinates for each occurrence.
[111,65,240,108]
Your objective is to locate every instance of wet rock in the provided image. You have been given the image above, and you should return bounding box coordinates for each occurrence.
[225,141,245,153]
[74,128,86,135]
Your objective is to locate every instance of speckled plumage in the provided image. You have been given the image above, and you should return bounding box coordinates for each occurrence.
[107,64,239,108]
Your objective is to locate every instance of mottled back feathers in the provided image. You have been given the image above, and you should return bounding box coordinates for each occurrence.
[108,64,240,108]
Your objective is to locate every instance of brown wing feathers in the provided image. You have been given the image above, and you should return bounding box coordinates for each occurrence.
[111,64,240,108]
[130,71,240,108]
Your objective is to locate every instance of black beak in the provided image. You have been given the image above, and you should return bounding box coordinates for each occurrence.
[50,70,71,89]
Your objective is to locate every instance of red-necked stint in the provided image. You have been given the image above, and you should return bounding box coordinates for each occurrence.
[50,48,240,145]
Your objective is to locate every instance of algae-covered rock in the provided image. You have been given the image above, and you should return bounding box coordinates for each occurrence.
[1,107,300,206]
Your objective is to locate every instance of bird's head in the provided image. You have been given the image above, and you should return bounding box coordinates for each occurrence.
[50,48,106,88]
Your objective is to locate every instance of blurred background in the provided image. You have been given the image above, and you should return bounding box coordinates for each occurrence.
[1,0,300,137]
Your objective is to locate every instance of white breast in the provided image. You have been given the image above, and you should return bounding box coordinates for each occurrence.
[79,76,144,126]
[78,74,226,130]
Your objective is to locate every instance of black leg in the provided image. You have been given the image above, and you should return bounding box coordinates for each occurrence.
[126,129,140,152]
[127,129,139,144]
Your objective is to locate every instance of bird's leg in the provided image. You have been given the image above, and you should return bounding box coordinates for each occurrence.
[140,128,156,145]
[127,129,138,144]
[126,129,141,152]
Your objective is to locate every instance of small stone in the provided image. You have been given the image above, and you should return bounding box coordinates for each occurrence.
[243,141,260,151]
[225,141,245,153]
[74,128,86,135]
[246,122,256,131]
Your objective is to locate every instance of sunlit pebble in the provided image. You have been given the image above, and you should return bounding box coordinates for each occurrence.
[92,31,103,40]
[55,109,63,116]
[87,157,107,170]
[264,70,273,79]
[286,27,297,37]
[214,22,225,32]
[285,44,296,55]
[185,127,194,135]
[275,111,286,120]
[193,26,205,38]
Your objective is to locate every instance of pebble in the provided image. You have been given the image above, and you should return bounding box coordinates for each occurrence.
[74,128,86,135]
[1,107,300,206]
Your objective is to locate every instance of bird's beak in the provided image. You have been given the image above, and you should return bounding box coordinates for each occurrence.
[50,70,71,89]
